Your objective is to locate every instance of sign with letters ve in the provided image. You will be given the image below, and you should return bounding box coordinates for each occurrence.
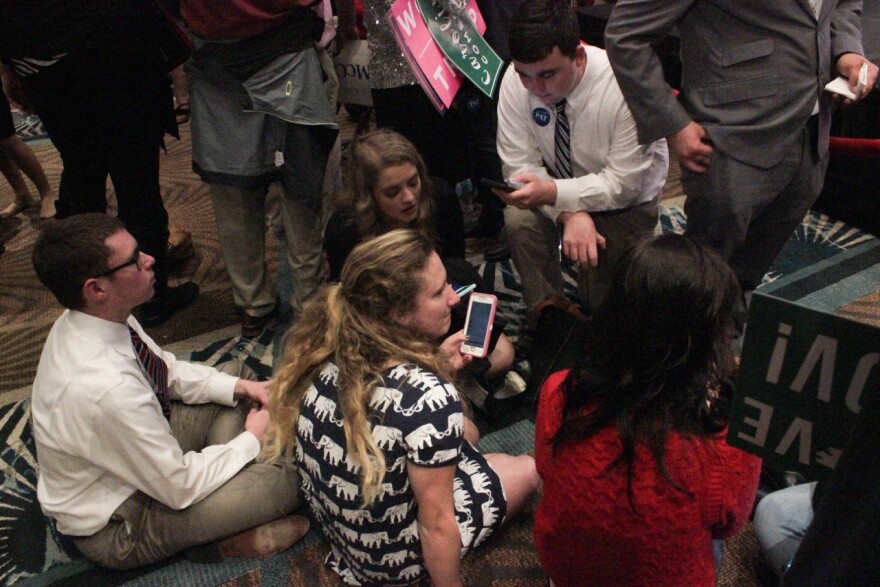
[728,292,880,481]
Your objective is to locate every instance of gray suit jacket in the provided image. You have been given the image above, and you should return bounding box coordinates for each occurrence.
[604,0,865,169]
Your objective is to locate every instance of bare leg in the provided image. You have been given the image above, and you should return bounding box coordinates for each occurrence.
[484,453,539,521]
[0,149,35,218]
[171,66,189,124]
[170,65,189,106]
[0,134,57,217]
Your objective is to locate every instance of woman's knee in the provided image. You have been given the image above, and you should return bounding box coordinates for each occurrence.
[486,453,540,494]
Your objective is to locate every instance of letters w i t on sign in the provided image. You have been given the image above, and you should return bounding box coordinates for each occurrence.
[727,292,880,481]
[387,0,503,113]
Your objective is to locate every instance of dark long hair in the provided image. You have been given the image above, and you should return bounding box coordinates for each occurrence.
[553,234,741,505]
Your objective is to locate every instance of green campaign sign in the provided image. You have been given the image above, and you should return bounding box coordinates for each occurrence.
[728,292,880,481]
[415,0,504,99]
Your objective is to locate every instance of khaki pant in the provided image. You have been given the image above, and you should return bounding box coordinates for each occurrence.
[504,199,659,311]
[210,183,327,320]
[73,362,299,570]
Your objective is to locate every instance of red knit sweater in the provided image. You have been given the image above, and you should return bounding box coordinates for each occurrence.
[534,370,761,587]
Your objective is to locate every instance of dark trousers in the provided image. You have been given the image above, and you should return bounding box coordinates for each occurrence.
[682,116,827,290]
[20,12,175,291]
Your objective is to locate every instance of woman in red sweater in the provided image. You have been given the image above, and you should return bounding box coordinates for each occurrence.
[534,234,762,587]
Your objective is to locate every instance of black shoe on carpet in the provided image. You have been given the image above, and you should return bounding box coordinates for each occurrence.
[241,310,273,338]
[138,282,200,327]
[483,241,510,263]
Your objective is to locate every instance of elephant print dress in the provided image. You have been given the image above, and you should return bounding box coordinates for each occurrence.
[295,362,507,586]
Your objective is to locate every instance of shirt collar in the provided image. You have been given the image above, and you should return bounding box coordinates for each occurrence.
[562,47,593,111]
[66,310,138,359]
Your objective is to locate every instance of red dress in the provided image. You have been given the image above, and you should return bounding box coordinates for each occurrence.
[534,370,761,587]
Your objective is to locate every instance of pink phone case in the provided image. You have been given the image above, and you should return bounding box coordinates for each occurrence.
[462,293,497,358]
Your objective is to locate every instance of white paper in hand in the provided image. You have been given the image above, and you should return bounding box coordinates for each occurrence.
[824,76,857,100]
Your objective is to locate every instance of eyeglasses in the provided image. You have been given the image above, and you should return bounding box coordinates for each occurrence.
[93,247,141,278]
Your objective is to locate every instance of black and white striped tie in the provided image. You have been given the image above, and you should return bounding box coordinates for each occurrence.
[554,100,573,179]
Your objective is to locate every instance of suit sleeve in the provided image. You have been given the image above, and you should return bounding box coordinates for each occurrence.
[830,0,866,60]
[604,0,698,144]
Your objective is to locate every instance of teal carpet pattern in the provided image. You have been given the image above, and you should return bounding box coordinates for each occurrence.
[11,111,49,147]
[3,206,878,586]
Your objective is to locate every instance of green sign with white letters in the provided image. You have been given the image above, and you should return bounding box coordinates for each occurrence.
[728,292,880,481]
[415,0,504,99]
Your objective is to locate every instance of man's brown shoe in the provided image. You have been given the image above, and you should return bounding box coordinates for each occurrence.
[167,225,195,267]
[218,515,310,559]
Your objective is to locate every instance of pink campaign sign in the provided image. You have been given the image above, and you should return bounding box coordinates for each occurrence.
[388,0,486,109]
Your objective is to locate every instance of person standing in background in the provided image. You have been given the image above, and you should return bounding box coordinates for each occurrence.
[0,64,57,220]
[180,0,338,338]
[605,0,878,292]
[0,0,199,326]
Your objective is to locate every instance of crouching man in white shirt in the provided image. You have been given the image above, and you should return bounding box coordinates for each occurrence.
[494,0,668,312]
[31,214,307,570]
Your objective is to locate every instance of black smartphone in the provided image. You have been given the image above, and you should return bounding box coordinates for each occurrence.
[479,178,523,192]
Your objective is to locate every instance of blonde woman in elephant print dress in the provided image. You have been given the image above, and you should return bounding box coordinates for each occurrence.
[265,230,538,586]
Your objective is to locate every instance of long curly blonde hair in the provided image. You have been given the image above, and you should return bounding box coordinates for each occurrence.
[264,229,453,505]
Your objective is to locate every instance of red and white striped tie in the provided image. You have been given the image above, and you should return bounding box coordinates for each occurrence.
[129,326,171,421]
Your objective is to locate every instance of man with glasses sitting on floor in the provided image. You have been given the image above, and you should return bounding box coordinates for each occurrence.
[30,214,307,570]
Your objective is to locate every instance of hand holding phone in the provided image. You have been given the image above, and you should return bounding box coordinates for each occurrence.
[461,293,498,358]
[479,178,524,193]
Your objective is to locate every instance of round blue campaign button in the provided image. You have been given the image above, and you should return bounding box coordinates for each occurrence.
[532,107,551,127]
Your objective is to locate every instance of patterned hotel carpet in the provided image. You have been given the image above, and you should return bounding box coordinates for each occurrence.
[9,111,49,146]
[2,114,880,586]
[4,205,879,586]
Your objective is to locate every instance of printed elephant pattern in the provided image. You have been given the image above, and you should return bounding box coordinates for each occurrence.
[295,362,507,585]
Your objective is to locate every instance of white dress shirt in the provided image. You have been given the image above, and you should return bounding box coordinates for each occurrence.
[32,310,260,536]
[497,44,669,221]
